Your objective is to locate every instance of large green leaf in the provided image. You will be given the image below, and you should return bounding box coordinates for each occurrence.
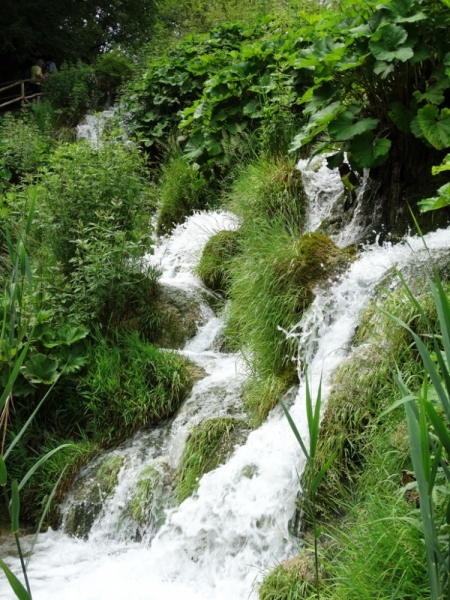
[23,354,59,384]
[417,105,450,150]
[41,324,89,348]
[418,183,450,212]
[328,111,379,141]
[349,132,392,168]
[389,101,414,133]
[369,24,414,62]
[431,154,450,175]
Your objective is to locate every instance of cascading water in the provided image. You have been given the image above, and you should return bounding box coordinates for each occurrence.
[1,160,449,600]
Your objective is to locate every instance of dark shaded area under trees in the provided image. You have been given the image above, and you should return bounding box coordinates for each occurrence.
[0,0,157,81]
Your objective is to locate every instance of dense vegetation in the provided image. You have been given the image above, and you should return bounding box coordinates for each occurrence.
[2,0,450,598]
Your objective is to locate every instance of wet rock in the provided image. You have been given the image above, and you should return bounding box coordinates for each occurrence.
[121,461,176,539]
[151,283,209,348]
[63,454,124,539]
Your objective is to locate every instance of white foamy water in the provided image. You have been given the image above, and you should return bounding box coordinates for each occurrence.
[2,176,449,599]
[76,110,116,148]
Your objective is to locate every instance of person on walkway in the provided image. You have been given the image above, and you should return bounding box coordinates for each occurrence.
[30,59,46,96]
[46,55,57,74]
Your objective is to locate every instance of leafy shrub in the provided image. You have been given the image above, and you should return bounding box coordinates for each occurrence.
[0,111,52,186]
[94,52,134,93]
[42,62,97,124]
[290,0,450,172]
[79,331,193,444]
[157,149,217,234]
[37,138,155,323]
[196,229,240,294]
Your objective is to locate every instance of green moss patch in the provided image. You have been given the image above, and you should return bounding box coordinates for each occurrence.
[196,229,240,295]
[177,417,240,503]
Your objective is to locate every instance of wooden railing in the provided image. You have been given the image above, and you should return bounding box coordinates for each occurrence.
[0,79,41,109]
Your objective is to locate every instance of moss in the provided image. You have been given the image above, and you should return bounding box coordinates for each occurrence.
[177,417,240,503]
[196,229,240,295]
[128,465,162,525]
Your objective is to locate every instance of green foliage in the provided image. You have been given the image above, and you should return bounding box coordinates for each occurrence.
[0,111,52,187]
[94,52,134,93]
[290,0,450,169]
[227,155,306,225]
[259,558,314,599]
[79,331,193,445]
[36,138,155,323]
[419,153,450,211]
[226,222,346,387]
[196,229,240,294]
[42,62,97,124]
[321,474,430,600]
[243,374,290,426]
[177,417,237,503]
[314,284,439,516]
[383,268,450,598]
[156,149,217,235]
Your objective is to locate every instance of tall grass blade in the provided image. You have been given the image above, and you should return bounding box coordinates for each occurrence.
[404,398,441,599]
[4,379,58,460]
[279,397,310,461]
[11,480,20,534]
[18,444,72,491]
[0,560,31,600]
[0,339,32,414]
[26,466,68,569]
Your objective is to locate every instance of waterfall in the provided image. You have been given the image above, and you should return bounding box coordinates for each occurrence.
[2,163,449,599]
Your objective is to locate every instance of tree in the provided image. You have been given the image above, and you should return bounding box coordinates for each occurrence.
[0,0,156,79]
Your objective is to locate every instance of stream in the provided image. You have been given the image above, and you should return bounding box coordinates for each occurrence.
[1,157,449,599]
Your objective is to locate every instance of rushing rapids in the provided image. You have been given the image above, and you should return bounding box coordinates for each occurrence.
[1,158,449,600]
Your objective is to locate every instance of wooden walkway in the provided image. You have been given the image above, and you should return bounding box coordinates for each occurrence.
[0,79,41,109]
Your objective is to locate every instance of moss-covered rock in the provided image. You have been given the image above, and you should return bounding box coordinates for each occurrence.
[196,229,240,295]
[177,417,248,503]
[63,454,124,539]
[150,283,208,348]
[124,461,176,536]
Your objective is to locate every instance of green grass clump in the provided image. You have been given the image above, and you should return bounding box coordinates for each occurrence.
[80,331,193,445]
[196,229,240,294]
[259,555,315,600]
[157,150,217,235]
[227,155,306,226]
[177,417,237,503]
[243,374,292,426]
[226,227,348,389]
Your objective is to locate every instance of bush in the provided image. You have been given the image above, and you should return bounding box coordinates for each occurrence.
[0,111,52,186]
[157,149,217,234]
[94,52,134,94]
[37,138,155,323]
[42,62,97,124]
